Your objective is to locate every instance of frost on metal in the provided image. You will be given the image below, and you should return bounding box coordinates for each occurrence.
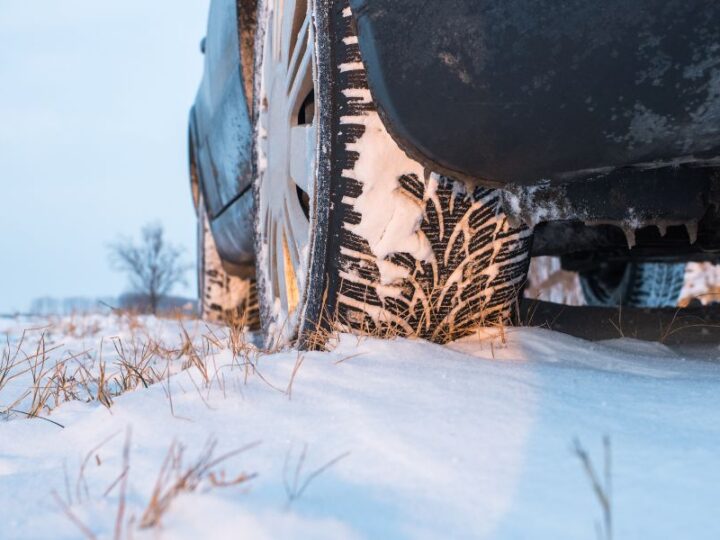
[502,182,701,249]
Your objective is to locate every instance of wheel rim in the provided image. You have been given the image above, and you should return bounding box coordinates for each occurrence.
[257,0,316,336]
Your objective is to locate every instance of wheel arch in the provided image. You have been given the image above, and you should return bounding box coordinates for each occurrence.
[348,0,720,188]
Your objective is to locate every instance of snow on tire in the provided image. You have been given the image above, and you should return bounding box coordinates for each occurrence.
[334,175,533,341]
[254,0,533,347]
[198,197,259,326]
[320,3,532,343]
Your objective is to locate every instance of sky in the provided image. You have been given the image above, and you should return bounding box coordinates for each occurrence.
[0,0,210,313]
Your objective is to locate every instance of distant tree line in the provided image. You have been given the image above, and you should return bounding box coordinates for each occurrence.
[29,296,117,316]
[27,294,197,317]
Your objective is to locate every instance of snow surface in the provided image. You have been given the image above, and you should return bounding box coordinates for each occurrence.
[1,315,719,539]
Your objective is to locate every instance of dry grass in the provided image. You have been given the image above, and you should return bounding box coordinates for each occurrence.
[0,314,246,422]
[53,430,258,539]
[1,329,69,424]
[283,443,350,508]
[657,309,720,344]
[574,436,613,540]
[2,312,347,538]
[140,438,258,528]
[54,314,103,339]
[0,308,313,431]
[299,278,523,354]
[285,353,305,399]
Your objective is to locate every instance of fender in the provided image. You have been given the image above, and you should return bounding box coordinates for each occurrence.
[349,0,720,187]
[189,0,258,271]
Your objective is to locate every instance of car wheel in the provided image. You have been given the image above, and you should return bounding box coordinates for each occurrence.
[580,262,687,308]
[198,196,260,326]
[254,0,533,346]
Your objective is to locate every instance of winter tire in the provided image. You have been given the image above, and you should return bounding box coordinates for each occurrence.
[198,196,260,326]
[254,0,533,346]
[580,262,687,308]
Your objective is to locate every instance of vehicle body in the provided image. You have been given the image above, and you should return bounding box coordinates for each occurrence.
[189,0,256,274]
[348,0,720,265]
[189,0,720,342]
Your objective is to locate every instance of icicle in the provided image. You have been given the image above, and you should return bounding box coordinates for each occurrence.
[622,223,637,249]
[686,221,698,245]
[657,223,667,237]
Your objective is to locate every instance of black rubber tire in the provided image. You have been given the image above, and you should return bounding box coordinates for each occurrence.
[198,197,260,326]
[580,262,687,308]
[255,0,533,346]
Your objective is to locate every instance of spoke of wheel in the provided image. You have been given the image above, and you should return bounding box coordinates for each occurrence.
[281,227,300,313]
[283,194,308,266]
[287,46,313,110]
[269,215,281,299]
[289,124,315,194]
[269,216,283,305]
[262,203,270,239]
[286,13,310,79]
[279,0,302,65]
[272,0,284,62]
[274,219,293,312]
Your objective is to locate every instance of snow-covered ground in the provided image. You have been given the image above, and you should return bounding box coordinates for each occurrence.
[1,314,719,539]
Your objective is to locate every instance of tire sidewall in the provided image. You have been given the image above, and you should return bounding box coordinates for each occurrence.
[298,0,336,343]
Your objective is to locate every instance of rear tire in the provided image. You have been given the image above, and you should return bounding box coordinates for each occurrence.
[198,197,260,326]
[580,262,687,308]
[254,0,532,346]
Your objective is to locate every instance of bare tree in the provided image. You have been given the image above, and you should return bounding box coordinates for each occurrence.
[109,224,189,314]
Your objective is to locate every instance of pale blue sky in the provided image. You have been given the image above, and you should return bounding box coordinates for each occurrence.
[0,0,210,312]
